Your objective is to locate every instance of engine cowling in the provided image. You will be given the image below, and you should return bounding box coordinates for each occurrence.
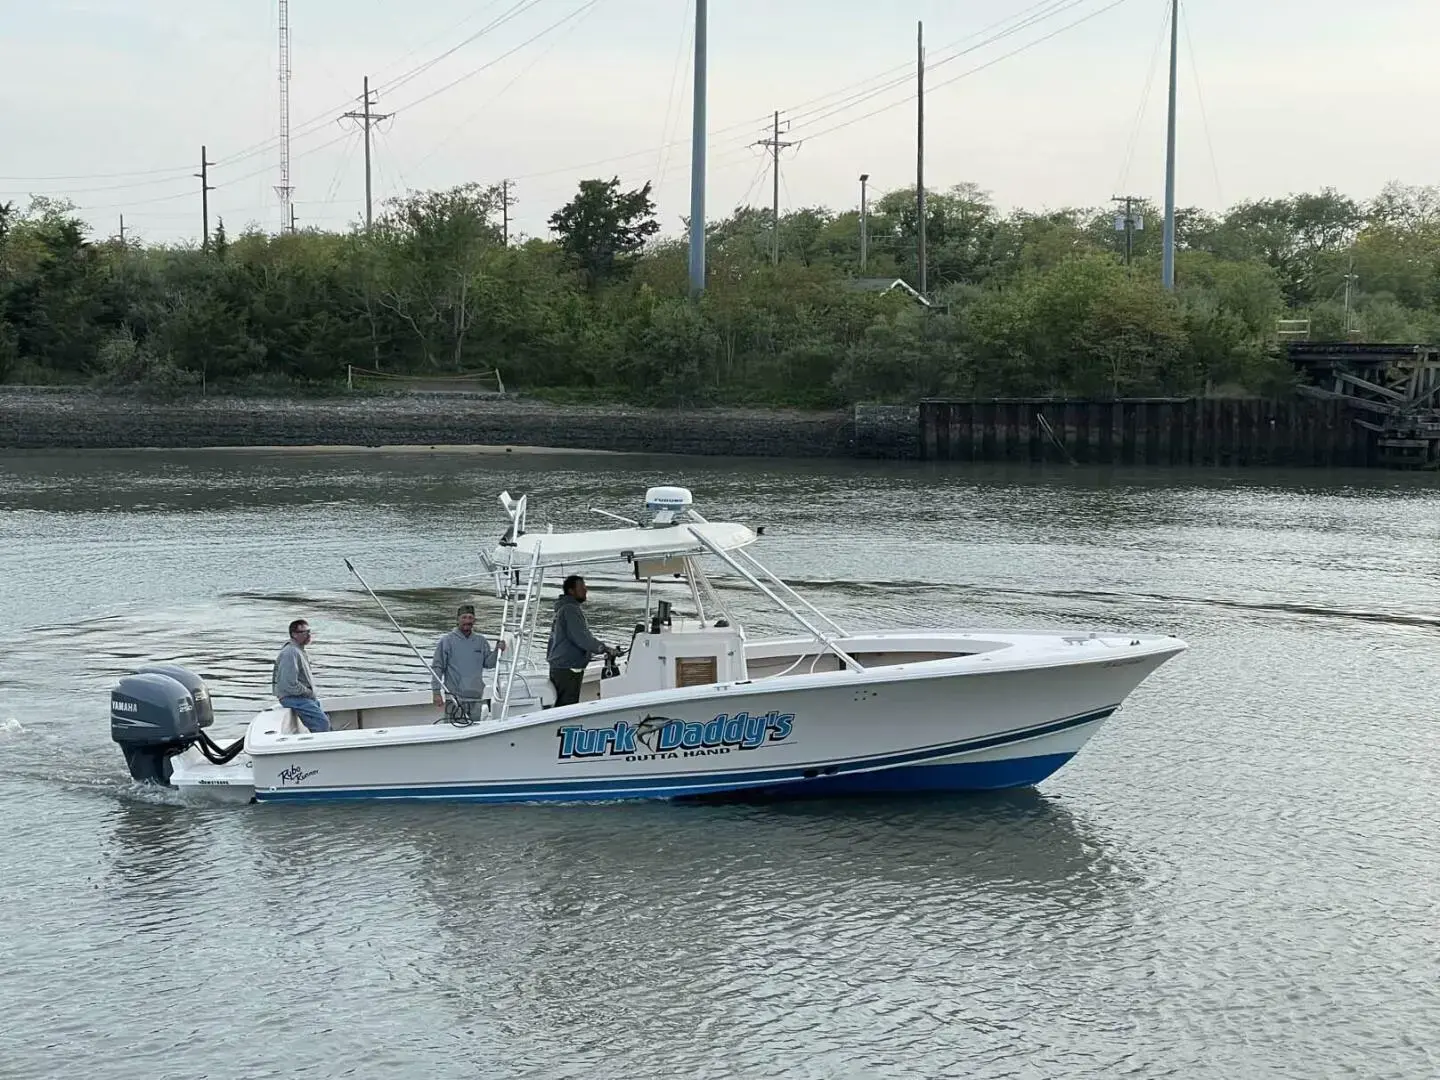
[137,663,215,730]
[110,669,206,786]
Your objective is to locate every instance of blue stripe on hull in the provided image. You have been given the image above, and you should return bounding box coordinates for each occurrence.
[255,707,1114,805]
[685,753,1077,803]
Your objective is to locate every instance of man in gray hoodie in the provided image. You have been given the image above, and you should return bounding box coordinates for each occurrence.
[431,603,506,712]
[272,618,330,732]
[546,575,615,708]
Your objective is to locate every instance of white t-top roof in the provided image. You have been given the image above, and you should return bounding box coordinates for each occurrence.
[491,521,757,570]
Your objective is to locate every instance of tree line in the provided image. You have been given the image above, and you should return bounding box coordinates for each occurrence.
[2,177,1438,406]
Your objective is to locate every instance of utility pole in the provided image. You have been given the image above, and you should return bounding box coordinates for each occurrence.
[916,21,927,296]
[1343,252,1358,335]
[343,76,393,231]
[502,179,510,245]
[1162,0,1178,290]
[859,173,870,273]
[755,111,794,265]
[118,213,126,246]
[290,204,298,234]
[1111,195,1143,266]
[195,145,215,249]
[688,0,707,296]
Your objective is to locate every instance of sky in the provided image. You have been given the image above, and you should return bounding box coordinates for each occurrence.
[1,0,1437,246]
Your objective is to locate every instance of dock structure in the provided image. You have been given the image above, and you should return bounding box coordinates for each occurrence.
[915,344,1440,470]
[1288,342,1440,470]
[917,397,1371,467]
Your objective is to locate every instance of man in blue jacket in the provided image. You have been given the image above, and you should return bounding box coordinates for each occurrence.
[546,575,616,708]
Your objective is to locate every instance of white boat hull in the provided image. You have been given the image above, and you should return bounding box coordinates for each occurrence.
[168,631,1185,805]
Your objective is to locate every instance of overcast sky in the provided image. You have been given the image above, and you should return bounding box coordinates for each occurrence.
[1,0,1435,245]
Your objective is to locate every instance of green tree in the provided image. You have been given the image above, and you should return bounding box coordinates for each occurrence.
[373,182,507,369]
[548,177,660,285]
[6,174,1440,406]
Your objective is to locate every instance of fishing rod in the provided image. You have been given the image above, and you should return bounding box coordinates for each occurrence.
[344,557,458,708]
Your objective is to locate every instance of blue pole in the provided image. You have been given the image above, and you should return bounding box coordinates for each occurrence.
[688,0,707,296]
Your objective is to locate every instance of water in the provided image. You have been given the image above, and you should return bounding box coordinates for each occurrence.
[2,449,1438,1079]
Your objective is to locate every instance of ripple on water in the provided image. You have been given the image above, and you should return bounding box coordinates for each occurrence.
[1,454,1439,1079]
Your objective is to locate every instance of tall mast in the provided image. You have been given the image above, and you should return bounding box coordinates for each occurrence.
[276,0,295,231]
[688,0,708,296]
[1162,0,1178,290]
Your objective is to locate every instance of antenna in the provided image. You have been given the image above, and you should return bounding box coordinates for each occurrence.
[276,0,295,232]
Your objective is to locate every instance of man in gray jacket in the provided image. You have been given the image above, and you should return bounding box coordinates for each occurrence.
[273,618,330,732]
[431,603,506,712]
[546,575,615,708]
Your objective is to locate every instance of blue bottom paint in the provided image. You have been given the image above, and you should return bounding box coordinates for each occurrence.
[686,753,1077,803]
[258,752,1081,806]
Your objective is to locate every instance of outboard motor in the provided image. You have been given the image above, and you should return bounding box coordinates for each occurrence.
[110,667,207,785]
[137,664,215,731]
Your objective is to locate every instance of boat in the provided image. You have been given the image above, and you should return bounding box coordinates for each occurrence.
[108,485,1188,805]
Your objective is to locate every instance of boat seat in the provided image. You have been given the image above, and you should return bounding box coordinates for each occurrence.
[277,708,330,735]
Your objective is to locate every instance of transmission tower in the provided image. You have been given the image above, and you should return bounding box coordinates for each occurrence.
[275,0,295,232]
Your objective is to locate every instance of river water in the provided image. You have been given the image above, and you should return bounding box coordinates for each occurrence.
[1,448,1438,1079]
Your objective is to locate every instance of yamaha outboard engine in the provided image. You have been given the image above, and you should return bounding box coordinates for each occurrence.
[137,664,215,731]
[110,666,210,785]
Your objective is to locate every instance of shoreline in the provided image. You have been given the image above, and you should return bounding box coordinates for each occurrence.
[0,388,911,459]
[113,442,639,456]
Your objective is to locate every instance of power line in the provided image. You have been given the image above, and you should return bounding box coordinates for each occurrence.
[1114,0,1171,195]
[54,0,1133,238]
[374,124,411,197]
[320,130,362,208]
[387,0,605,118]
[511,0,1126,191]
[73,129,355,214]
[366,0,514,85]
[655,0,695,186]
[786,0,1093,133]
[732,150,772,211]
[0,0,1090,190]
[0,165,194,185]
[779,0,1085,128]
[592,0,1131,200]
[378,0,547,95]
[797,0,1135,144]
[1181,2,1224,207]
[203,0,558,174]
[409,0,605,172]
[0,173,198,198]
